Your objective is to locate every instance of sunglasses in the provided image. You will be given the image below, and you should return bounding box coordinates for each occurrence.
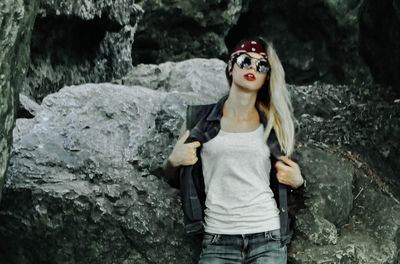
[235,53,271,74]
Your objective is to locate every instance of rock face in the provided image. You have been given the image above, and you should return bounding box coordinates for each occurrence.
[22,0,144,103]
[286,82,400,262]
[119,58,229,94]
[359,0,400,95]
[1,58,399,263]
[1,0,399,262]
[1,83,195,264]
[133,0,400,94]
[300,147,354,228]
[0,0,39,204]
[9,0,400,107]
[132,0,244,64]
[227,0,372,86]
[290,146,400,263]
[292,82,400,201]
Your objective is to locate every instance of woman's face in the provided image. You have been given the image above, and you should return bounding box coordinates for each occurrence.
[230,52,268,92]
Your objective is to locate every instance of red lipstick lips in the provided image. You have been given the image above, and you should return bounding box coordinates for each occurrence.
[244,73,256,81]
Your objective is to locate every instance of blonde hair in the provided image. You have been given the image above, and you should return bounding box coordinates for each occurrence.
[225,38,296,157]
[259,42,295,156]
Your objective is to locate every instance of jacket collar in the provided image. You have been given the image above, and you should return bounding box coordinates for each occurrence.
[206,93,268,128]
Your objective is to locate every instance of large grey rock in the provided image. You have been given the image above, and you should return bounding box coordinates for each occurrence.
[21,0,144,103]
[291,82,400,202]
[0,57,399,263]
[295,209,338,246]
[0,0,39,204]
[301,147,354,227]
[289,147,400,263]
[1,83,200,263]
[291,145,354,248]
[19,94,42,117]
[118,58,229,95]
[0,56,230,262]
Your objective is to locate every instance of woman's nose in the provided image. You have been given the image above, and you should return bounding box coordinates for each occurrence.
[249,60,257,70]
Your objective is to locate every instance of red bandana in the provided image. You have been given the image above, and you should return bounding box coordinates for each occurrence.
[230,40,267,59]
[228,40,268,74]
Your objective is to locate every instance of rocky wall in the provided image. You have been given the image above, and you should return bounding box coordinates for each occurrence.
[0,0,39,204]
[1,58,399,263]
[21,0,144,103]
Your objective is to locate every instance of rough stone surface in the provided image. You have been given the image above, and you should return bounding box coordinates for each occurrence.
[10,0,400,107]
[1,83,200,263]
[288,147,400,263]
[226,0,373,87]
[19,94,42,117]
[39,0,141,25]
[291,82,400,202]
[132,0,400,94]
[295,209,338,246]
[301,147,354,227]
[0,58,399,263]
[359,0,400,95]
[118,58,229,95]
[132,0,244,64]
[132,0,376,87]
[0,0,38,204]
[21,0,144,103]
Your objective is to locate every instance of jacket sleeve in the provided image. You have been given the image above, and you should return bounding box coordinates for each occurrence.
[287,151,305,193]
[167,166,181,189]
[166,104,202,189]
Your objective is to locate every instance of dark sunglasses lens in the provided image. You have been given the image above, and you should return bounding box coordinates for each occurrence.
[257,61,270,74]
[236,54,270,74]
[236,55,252,69]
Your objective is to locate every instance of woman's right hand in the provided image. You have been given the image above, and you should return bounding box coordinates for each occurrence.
[168,130,201,167]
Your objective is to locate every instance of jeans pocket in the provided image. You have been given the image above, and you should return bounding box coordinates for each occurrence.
[269,229,281,241]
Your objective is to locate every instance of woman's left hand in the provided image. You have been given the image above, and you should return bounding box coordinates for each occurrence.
[274,156,304,189]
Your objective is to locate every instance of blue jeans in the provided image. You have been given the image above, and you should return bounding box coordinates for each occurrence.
[198,228,287,264]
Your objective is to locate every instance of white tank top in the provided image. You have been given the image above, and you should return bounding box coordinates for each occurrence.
[200,123,280,234]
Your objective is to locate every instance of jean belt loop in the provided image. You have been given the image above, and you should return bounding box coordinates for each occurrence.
[212,234,220,244]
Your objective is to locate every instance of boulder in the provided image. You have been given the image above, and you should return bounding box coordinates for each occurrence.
[0,58,399,263]
[0,0,39,204]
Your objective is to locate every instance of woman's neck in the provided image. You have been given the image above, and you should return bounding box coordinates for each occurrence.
[223,93,258,122]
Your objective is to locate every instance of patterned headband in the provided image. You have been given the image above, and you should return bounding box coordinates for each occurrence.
[230,40,267,59]
[228,40,268,74]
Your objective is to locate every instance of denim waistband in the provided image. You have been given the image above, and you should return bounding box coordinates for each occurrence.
[204,228,280,239]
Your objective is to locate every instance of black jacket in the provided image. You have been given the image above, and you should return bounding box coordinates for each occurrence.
[168,93,292,245]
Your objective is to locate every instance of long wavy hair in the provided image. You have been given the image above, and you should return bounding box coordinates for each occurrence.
[225,37,296,157]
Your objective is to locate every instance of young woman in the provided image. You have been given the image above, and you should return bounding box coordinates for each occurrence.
[164,37,304,263]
